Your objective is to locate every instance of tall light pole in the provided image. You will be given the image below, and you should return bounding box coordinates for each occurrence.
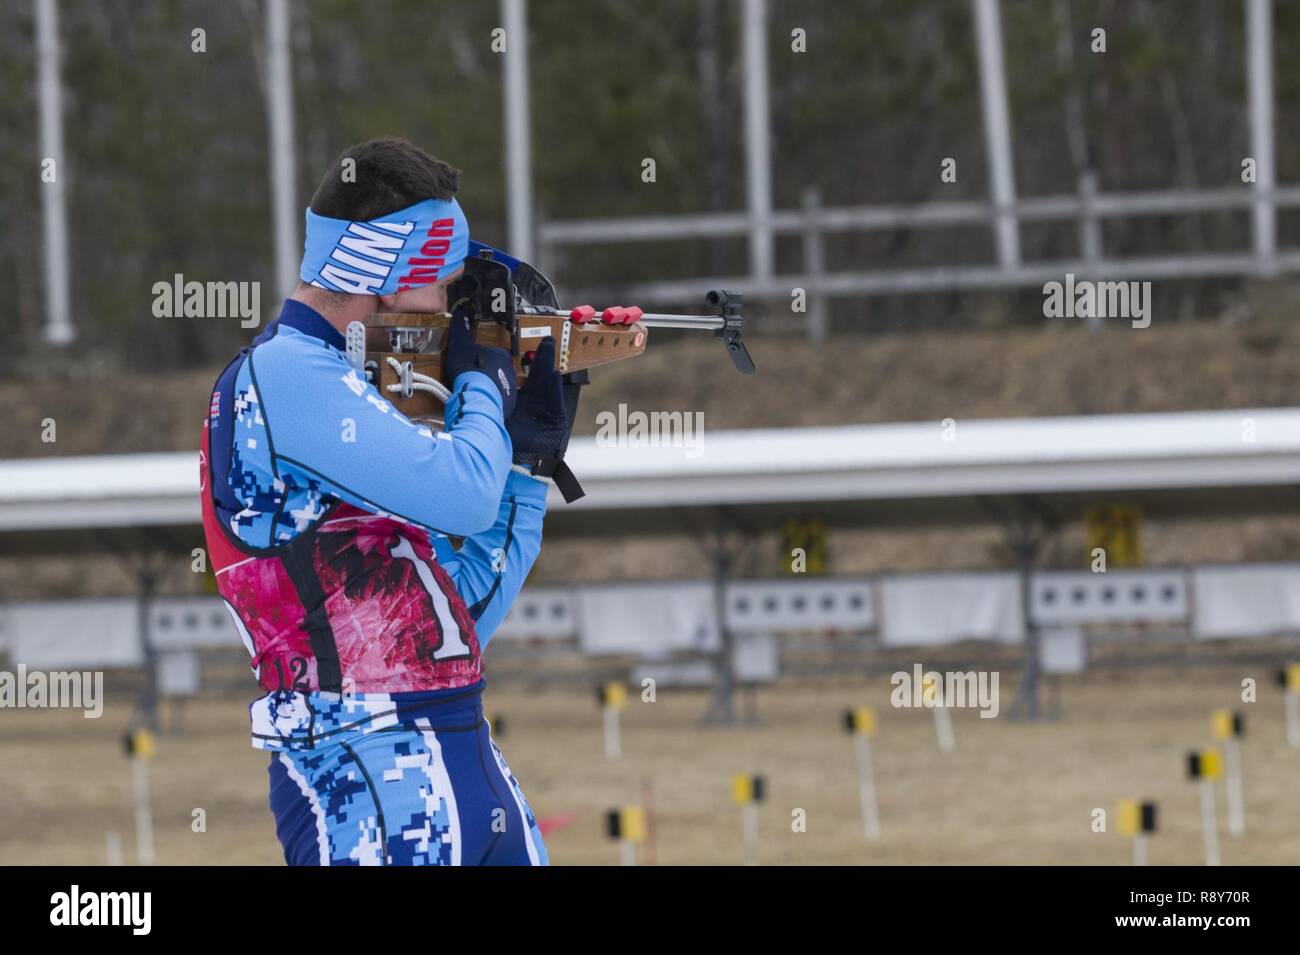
[973,0,1020,269]
[36,0,73,344]
[266,0,299,298]
[741,0,774,283]
[1246,0,1276,274]
[502,0,534,263]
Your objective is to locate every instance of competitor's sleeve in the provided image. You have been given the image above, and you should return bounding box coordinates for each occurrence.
[434,469,548,648]
[249,333,511,537]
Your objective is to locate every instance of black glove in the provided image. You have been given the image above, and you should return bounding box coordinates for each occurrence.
[507,337,569,467]
[442,311,517,418]
[506,337,583,501]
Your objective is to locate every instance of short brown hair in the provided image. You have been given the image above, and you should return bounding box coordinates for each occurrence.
[309,138,461,220]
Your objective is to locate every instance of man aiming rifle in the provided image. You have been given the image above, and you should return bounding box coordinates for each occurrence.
[200,138,564,865]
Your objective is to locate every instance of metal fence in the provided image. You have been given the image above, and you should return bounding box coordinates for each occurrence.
[536,0,1287,339]
[30,0,1291,345]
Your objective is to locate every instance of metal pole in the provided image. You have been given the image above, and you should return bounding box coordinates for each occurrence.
[35,0,73,344]
[1078,170,1103,331]
[854,734,881,840]
[132,757,155,865]
[502,0,534,263]
[602,705,620,759]
[972,0,1020,268]
[642,777,657,867]
[1224,737,1245,837]
[1132,834,1147,866]
[703,537,735,725]
[1246,0,1276,274]
[741,802,759,865]
[741,0,774,282]
[1010,525,1042,720]
[106,831,124,866]
[137,564,159,732]
[801,187,827,344]
[266,0,299,298]
[1078,171,1102,262]
[932,687,956,753]
[1199,779,1220,866]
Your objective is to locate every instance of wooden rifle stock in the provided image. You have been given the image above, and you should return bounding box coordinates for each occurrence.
[353,293,752,426]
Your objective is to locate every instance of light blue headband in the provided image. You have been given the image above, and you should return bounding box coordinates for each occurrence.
[299,197,470,295]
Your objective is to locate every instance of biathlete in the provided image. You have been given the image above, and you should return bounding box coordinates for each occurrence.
[200,138,569,865]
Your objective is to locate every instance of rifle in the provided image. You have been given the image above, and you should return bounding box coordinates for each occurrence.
[344,241,755,501]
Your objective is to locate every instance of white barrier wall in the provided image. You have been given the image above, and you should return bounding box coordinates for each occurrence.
[1191,564,1300,639]
[878,572,1024,647]
[6,598,142,667]
[576,582,718,655]
[0,596,240,668]
[4,563,1300,668]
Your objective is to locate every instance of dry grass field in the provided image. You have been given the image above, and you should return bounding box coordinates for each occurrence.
[2,658,1298,866]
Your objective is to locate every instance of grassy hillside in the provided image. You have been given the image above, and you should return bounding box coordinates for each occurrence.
[4,296,1300,460]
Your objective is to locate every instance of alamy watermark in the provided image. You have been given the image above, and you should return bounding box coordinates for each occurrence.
[595,403,704,457]
[50,885,150,935]
[152,273,260,328]
[1042,273,1151,329]
[0,665,103,718]
[891,663,1000,719]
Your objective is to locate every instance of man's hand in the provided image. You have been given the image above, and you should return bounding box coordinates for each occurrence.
[507,337,572,473]
[443,312,517,418]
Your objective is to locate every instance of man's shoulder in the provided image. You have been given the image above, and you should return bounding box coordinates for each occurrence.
[247,323,348,384]
[242,325,376,445]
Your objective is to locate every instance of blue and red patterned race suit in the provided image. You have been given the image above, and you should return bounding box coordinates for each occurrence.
[200,299,548,865]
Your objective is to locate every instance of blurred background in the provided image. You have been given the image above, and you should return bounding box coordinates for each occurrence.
[2,0,1300,866]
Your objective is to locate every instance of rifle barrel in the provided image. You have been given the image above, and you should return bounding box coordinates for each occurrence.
[517,305,725,331]
[635,313,723,330]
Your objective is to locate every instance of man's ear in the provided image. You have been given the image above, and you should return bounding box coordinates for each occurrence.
[377,292,399,309]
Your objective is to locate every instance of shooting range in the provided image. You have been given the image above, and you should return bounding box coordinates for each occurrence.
[2,0,1300,877]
